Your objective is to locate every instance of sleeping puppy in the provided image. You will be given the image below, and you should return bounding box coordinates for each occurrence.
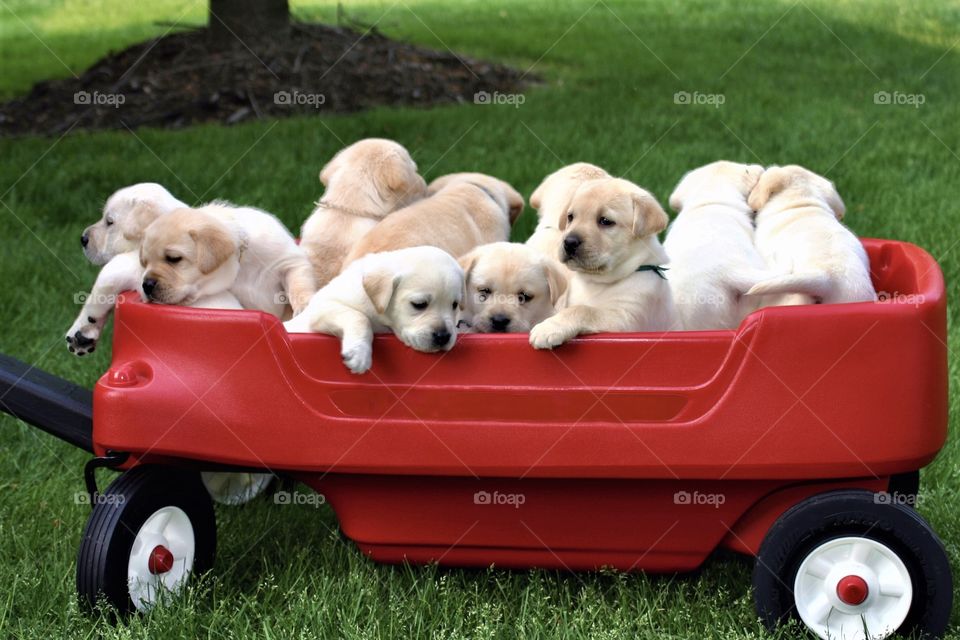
[300,139,426,288]
[529,178,677,349]
[342,173,522,264]
[746,165,876,306]
[664,161,778,330]
[139,203,316,319]
[66,183,188,355]
[525,163,611,259]
[458,242,567,333]
[284,246,464,374]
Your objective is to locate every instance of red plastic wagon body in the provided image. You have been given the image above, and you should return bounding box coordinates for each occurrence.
[90,238,947,574]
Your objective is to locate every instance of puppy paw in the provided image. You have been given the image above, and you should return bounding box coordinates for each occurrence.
[341,341,373,374]
[529,319,572,350]
[65,317,101,357]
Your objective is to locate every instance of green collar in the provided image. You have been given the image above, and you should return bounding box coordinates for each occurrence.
[636,264,668,279]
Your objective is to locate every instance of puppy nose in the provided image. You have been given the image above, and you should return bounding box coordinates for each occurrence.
[490,314,511,332]
[80,232,89,248]
[563,235,581,256]
[142,277,158,297]
[431,328,451,347]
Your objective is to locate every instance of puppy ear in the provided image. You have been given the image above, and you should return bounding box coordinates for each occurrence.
[823,180,846,220]
[557,196,573,231]
[529,179,545,211]
[631,194,669,237]
[319,151,342,186]
[747,166,789,211]
[542,258,568,306]
[503,184,525,224]
[190,223,236,274]
[667,178,687,213]
[382,156,425,200]
[457,250,479,287]
[122,201,162,242]
[362,268,399,315]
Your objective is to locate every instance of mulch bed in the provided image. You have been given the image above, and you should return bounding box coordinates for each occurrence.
[0,22,531,137]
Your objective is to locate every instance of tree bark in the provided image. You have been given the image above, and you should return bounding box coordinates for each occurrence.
[208,0,289,47]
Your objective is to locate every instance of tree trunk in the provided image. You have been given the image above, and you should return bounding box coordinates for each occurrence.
[208,0,289,47]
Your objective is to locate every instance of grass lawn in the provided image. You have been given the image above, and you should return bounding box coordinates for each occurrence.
[2,0,960,637]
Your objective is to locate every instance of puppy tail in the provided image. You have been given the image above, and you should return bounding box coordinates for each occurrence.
[743,272,832,298]
[725,267,790,295]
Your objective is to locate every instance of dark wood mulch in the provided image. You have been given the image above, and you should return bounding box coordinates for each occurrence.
[0,22,531,137]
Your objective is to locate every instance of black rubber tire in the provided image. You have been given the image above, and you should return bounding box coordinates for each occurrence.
[753,490,952,639]
[76,465,216,614]
[888,470,921,508]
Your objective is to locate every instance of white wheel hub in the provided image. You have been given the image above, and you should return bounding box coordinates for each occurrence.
[127,506,196,611]
[201,472,273,505]
[794,536,913,640]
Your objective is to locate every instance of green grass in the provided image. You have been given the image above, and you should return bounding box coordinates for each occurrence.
[1,0,960,637]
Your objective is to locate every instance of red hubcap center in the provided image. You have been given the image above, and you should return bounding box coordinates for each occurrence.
[148,545,175,574]
[836,575,869,605]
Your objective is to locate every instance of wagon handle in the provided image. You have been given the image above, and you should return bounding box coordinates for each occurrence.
[0,352,93,452]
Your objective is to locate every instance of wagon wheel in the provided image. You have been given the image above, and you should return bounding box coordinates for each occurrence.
[77,465,216,613]
[201,471,274,505]
[753,490,952,640]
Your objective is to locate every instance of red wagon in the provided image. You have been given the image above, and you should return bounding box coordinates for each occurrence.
[0,238,951,639]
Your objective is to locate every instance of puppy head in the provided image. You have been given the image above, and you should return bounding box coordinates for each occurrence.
[668,161,765,212]
[362,247,464,352]
[458,242,567,333]
[428,172,525,224]
[319,138,426,216]
[139,208,239,305]
[557,178,668,274]
[530,162,610,220]
[83,183,185,265]
[748,165,846,220]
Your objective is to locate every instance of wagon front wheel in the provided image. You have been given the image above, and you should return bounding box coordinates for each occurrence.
[77,465,216,613]
[753,490,952,640]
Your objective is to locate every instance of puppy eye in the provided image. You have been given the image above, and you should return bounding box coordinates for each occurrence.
[411,301,428,311]
[566,212,574,222]
[598,217,615,227]
[165,255,182,264]
[518,292,533,304]
[105,218,114,226]
[452,301,459,310]
[477,287,491,302]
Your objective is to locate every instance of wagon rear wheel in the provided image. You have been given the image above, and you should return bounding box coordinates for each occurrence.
[201,471,274,505]
[77,465,216,613]
[753,490,951,640]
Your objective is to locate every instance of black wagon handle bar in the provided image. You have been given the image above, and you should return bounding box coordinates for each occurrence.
[0,353,93,452]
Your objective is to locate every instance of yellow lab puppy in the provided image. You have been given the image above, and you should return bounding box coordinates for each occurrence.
[525,163,611,259]
[140,203,316,319]
[458,242,567,333]
[343,173,522,264]
[746,165,875,306]
[529,178,677,348]
[300,139,426,288]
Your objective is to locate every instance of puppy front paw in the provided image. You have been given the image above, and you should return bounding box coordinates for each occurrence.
[65,317,102,356]
[529,319,573,350]
[341,341,373,374]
